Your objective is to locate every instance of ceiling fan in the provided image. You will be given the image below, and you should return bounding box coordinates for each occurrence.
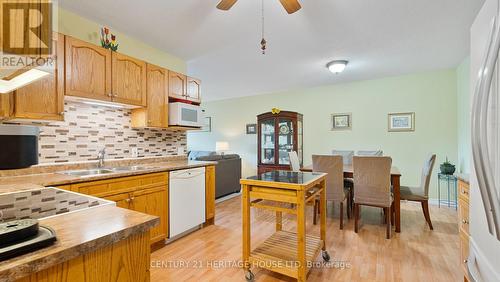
[216,0,301,14]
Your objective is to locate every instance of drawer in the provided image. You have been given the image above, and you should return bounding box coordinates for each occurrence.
[458,180,470,203]
[460,230,470,277]
[71,172,168,197]
[458,199,470,235]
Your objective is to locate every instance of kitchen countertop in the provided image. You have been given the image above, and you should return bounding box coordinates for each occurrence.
[0,160,216,191]
[0,204,159,281]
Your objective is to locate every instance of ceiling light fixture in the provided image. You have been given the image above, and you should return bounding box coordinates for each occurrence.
[326,60,349,74]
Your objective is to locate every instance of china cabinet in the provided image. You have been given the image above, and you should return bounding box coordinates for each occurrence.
[257,111,303,174]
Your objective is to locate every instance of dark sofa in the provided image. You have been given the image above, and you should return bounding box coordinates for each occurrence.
[189,151,242,199]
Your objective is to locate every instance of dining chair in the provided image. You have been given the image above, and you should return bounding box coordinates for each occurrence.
[312,155,351,229]
[288,151,301,172]
[331,150,354,165]
[400,154,436,230]
[353,156,394,239]
[357,150,383,156]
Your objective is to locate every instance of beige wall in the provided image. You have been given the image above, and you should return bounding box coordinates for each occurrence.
[188,69,459,199]
[57,8,186,73]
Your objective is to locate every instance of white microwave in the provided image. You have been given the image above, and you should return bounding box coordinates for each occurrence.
[169,102,204,127]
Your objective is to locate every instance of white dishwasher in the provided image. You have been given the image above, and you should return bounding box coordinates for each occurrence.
[169,167,206,238]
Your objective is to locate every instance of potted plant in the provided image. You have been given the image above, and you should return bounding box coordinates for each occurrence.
[440,157,456,175]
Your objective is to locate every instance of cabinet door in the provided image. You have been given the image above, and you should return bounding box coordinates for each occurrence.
[0,93,12,119]
[186,77,201,103]
[131,187,168,244]
[205,165,216,224]
[65,36,112,101]
[168,71,187,99]
[112,53,146,106]
[13,33,64,121]
[146,64,168,127]
[104,193,131,209]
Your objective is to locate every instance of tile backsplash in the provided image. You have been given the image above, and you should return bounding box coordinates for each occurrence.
[10,101,186,164]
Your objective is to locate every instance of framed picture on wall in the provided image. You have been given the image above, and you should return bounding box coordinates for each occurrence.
[246,124,257,134]
[331,113,352,130]
[197,117,211,132]
[388,112,415,132]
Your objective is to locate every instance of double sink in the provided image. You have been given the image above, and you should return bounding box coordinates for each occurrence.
[58,165,154,177]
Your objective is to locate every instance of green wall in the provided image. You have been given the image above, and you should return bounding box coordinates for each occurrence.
[456,58,471,174]
[188,69,459,199]
[57,8,186,73]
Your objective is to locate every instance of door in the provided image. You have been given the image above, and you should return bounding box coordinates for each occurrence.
[146,64,168,127]
[277,118,295,165]
[168,71,187,99]
[13,33,64,121]
[131,187,168,243]
[260,118,276,165]
[111,53,147,106]
[186,77,201,103]
[65,36,112,101]
[104,192,131,209]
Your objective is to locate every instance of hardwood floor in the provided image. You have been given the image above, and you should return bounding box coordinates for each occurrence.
[151,196,460,282]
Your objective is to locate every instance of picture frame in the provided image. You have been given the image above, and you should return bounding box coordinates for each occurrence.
[198,117,211,132]
[388,112,415,132]
[331,113,352,131]
[246,124,257,134]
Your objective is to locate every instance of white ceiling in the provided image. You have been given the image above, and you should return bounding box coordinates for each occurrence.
[59,0,484,101]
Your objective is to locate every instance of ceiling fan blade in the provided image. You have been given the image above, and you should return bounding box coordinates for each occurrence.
[216,0,238,10]
[279,0,301,14]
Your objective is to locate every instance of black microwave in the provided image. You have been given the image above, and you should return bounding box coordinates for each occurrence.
[0,125,39,169]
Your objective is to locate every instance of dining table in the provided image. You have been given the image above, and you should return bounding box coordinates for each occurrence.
[300,164,403,233]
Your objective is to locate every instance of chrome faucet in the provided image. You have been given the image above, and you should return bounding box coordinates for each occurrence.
[97,147,106,168]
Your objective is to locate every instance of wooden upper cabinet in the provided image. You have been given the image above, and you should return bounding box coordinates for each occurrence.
[146,64,168,127]
[111,53,146,106]
[131,64,168,128]
[168,71,187,99]
[65,36,112,101]
[12,32,64,121]
[187,77,201,103]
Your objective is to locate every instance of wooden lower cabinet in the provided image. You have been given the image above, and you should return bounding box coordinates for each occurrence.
[17,231,151,282]
[458,179,470,281]
[130,187,168,244]
[67,172,169,245]
[205,165,216,225]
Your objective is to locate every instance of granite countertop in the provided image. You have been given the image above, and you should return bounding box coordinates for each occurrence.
[0,205,159,281]
[0,160,216,190]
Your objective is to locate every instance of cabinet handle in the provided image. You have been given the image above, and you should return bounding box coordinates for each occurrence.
[462,219,469,224]
[125,198,131,203]
[113,93,118,98]
[463,259,468,264]
[59,111,64,115]
[462,190,468,195]
[130,197,135,201]
[108,93,113,97]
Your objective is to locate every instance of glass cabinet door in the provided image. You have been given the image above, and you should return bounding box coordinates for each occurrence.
[278,118,294,165]
[297,119,303,166]
[260,118,275,164]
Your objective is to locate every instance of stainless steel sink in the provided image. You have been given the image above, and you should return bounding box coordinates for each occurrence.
[109,166,152,172]
[58,166,157,177]
[58,168,115,177]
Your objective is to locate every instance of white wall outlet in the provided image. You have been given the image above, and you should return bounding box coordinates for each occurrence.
[177,146,185,155]
[132,148,138,158]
